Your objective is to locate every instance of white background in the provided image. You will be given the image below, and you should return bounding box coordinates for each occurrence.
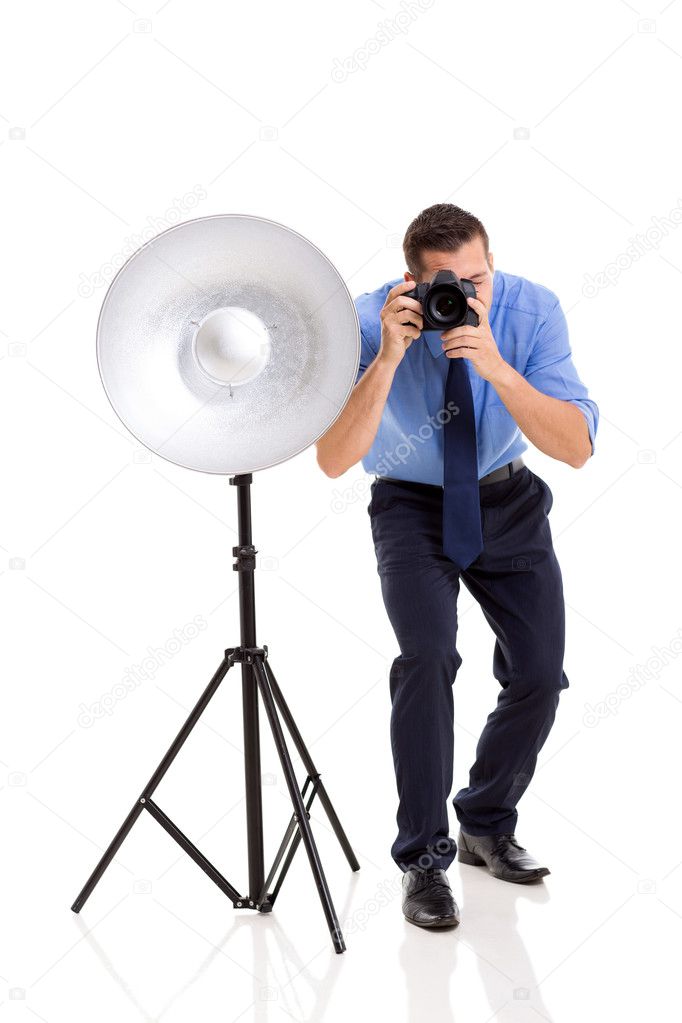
[2,1,682,1020]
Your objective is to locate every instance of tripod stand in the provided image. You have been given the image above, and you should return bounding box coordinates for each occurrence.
[71,473,360,954]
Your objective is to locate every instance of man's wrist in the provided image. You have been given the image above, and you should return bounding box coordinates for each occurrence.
[375,348,401,374]
[488,358,519,393]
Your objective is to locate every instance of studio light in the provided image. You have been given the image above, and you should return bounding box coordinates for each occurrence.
[72,214,361,954]
[95,213,360,475]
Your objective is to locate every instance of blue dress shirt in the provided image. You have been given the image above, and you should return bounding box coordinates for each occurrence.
[354,269,599,485]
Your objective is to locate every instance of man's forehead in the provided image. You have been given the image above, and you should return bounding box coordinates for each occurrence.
[418,243,489,278]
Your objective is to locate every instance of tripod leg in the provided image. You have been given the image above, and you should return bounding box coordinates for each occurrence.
[251,658,346,954]
[263,660,360,872]
[71,655,233,913]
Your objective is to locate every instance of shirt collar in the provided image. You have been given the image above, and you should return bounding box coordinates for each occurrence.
[422,330,446,359]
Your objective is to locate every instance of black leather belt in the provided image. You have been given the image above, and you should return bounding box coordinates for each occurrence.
[479,455,525,485]
[375,456,525,489]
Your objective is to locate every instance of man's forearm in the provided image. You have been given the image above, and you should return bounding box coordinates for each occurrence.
[489,362,592,468]
[316,354,396,478]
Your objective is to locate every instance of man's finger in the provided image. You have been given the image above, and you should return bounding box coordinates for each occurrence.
[386,280,418,304]
[442,338,480,354]
[398,318,424,335]
[467,295,488,321]
[440,325,481,341]
[388,295,423,315]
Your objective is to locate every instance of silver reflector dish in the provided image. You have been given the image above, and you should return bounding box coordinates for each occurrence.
[97,214,360,474]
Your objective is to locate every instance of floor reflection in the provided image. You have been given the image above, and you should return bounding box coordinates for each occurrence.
[73,873,359,1022]
[398,867,554,1021]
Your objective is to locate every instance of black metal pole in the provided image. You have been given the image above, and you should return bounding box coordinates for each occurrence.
[263,660,361,873]
[230,473,265,904]
[71,654,232,913]
[251,657,346,953]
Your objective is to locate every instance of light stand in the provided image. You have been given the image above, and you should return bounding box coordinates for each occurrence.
[71,474,359,954]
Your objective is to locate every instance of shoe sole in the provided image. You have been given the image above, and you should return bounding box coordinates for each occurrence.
[458,849,550,882]
[492,868,550,884]
[404,914,460,929]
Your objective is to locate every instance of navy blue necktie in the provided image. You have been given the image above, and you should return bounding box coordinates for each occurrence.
[442,355,483,570]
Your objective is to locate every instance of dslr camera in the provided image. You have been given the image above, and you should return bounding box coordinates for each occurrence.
[403,270,479,331]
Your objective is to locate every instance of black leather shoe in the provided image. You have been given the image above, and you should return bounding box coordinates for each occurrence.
[402,867,461,928]
[457,830,550,883]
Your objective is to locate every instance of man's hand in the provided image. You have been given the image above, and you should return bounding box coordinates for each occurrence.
[440,295,508,385]
[379,281,424,368]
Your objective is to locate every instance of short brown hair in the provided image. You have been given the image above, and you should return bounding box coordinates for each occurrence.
[403,203,489,276]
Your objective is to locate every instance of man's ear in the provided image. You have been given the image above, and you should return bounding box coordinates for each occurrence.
[487,252,494,274]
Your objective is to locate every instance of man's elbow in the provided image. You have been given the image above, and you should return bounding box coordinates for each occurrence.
[567,437,593,469]
[319,461,345,479]
[567,411,594,468]
[315,446,346,479]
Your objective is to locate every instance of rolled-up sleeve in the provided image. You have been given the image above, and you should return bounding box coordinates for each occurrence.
[524,299,599,455]
[354,325,378,385]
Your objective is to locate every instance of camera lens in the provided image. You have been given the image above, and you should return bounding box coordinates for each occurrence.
[434,294,456,317]
[427,287,466,326]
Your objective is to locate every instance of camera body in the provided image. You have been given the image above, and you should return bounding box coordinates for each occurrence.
[404,269,479,331]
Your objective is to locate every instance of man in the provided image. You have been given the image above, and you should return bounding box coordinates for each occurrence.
[315,203,599,930]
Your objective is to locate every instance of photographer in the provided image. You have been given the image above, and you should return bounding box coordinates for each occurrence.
[316,203,599,930]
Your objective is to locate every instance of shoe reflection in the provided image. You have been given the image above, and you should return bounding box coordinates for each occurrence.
[398,867,554,1022]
